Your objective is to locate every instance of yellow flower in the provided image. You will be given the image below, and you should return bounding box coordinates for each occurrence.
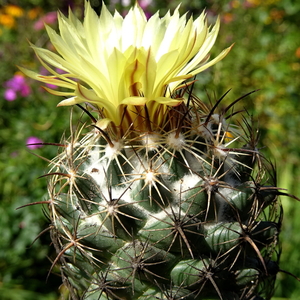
[21,2,231,134]
[0,14,15,28]
[27,7,43,20]
[5,5,24,18]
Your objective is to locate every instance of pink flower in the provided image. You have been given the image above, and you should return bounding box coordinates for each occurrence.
[4,74,31,101]
[4,89,17,101]
[20,84,31,97]
[139,0,152,10]
[5,74,25,88]
[34,11,57,30]
[43,11,57,23]
[139,0,152,19]
[26,136,44,149]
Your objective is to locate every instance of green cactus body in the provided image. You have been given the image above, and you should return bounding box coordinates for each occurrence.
[45,97,282,300]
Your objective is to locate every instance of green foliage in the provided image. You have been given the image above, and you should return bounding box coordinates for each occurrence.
[0,2,78,298]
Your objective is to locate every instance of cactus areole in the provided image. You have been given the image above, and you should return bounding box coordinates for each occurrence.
[22,1,285,299]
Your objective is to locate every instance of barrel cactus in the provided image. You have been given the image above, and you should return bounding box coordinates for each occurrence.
[22,1,286,299]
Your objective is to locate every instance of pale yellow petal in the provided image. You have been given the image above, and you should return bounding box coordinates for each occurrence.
[24,0,231,130]
[121,5,147,51]
[179,17,221,76]
[84,1,102,60]
[189,45,233,75]
[57,96,82,106]
[43,87,74,97]
[95,118,112,130]
[74,83,116,114]
[19,66,76,90]
[151,96,183,106]
[141,11,163,51]
[121,96,147,106]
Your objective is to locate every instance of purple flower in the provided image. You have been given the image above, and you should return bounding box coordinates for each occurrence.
[4,89,17,101]
[20,83,31,97]
[26,136,44,149]
[4,74,31,101]
[6,74,25,89]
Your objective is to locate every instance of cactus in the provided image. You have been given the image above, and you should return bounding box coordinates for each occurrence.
[22,2,288,299]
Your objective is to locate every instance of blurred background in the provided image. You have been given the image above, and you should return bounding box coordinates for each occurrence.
[0,0,299,299]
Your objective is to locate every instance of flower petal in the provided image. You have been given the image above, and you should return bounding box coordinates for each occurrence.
[23,1,231,132]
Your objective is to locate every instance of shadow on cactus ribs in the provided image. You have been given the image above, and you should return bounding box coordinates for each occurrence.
[19,88,300,300]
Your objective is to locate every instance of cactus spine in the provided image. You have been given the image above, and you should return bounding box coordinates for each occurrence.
[44,90,282,300]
